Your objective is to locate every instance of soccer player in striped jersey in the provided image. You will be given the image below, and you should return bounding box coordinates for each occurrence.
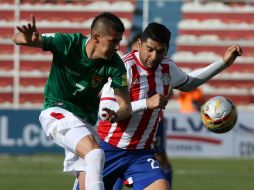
[96,22,242,190]
[74,22,242,190]
[12,13,132,190]
[113,32,173,190]
[99,22,241,190]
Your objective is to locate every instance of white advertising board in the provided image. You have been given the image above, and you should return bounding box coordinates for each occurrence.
[164,111,254,158]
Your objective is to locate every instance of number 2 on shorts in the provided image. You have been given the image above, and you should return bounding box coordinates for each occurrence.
[147,158,160,169]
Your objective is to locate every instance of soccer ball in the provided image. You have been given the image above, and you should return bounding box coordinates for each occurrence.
[201,96,238,133]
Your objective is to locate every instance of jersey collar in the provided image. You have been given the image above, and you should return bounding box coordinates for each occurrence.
[132,50,157,74]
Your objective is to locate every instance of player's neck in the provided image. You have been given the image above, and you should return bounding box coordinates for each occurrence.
[86,39,95,59]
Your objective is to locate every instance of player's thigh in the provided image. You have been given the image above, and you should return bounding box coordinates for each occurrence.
[64,127,98,157]
[144,179,170,190]
[40,106,98,156]
[75,134,100,158]
[125,152,167,190]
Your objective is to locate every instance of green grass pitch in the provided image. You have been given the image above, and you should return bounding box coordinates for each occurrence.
[0,154,253,190]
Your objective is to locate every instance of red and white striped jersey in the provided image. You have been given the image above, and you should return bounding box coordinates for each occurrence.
[97,50,189,149]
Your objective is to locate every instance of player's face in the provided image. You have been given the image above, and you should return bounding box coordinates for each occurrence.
[97,30,123,60]
[139,39,167,70]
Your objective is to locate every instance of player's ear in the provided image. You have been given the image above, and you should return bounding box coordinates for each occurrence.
[92,33,100,43]
[137,39,141,49]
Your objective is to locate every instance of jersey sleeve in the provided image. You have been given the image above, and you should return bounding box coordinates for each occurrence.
[41,33,75,54]
[169,60,189,89]
[110,55,128,89]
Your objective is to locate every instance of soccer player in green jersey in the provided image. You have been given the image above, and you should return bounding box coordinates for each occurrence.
[12,13,132,190]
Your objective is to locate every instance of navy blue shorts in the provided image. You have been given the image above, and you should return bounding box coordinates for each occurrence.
[100,140,167,190]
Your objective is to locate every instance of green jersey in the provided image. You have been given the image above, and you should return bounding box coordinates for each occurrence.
[42,33,127,125]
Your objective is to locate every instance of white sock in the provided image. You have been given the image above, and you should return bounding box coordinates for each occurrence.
[84,149,105,190]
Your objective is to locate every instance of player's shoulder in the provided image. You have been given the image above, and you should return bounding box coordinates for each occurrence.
[111,53,125,66]
[122,51,136,64]
[46,32,81,38]
[62,32,84,38]
[66,33,86,42]
[45,33,87,47]
[161,56,176,66]
[107,53,126,76]
[57,33,86,43]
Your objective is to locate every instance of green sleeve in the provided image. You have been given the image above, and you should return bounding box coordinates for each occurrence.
[110,54,128,89]
[41,33,75,54]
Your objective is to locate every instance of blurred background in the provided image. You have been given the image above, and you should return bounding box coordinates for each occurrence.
[0,0,254,189]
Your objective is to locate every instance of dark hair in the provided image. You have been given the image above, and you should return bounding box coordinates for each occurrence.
[91,12,125,33]
[141,22,171,48]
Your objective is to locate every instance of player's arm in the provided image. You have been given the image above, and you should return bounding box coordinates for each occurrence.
[12,15,43,48]
[132,89,173,111]
[131,94,169,111]
[103,87,131,123]
[114,87,132,120]
[177,44,242,92]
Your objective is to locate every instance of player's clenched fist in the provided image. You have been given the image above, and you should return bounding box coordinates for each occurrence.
[146,93,169,109]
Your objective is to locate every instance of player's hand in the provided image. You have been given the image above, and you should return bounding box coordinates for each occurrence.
[101,108,119,123]
[146,93,169,109]
[223,44,243,66]
[16,15,40,43]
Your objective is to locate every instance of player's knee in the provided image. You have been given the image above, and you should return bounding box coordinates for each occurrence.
[85,149,105,162]
[76,134,100,158]
[85,149,105,170]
